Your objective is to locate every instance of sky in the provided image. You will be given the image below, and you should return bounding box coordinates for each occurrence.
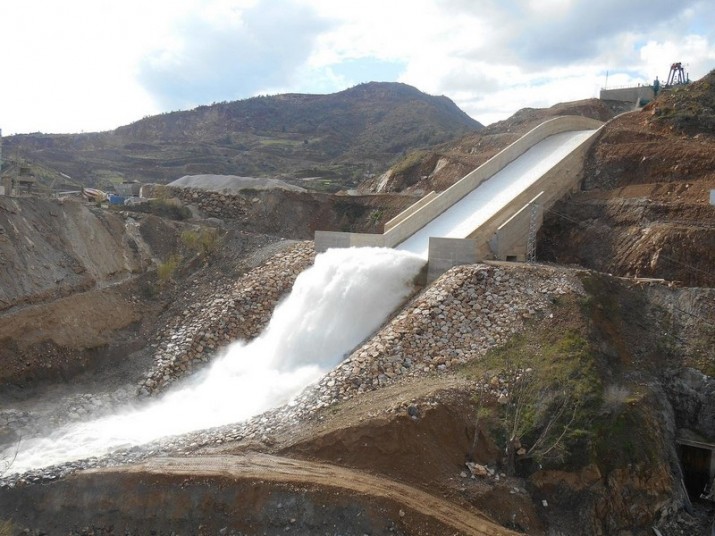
[2,0,714,135]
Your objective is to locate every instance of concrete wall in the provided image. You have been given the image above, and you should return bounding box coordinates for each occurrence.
[426,237,478,283]
[314,230,384,252]
[384,191,437,232]
[379,115,603,248]
[466,123,601,260]
[600,86,655,104]
[489,192,545,262]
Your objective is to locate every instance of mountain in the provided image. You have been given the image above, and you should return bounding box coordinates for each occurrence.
[1,82,482,192]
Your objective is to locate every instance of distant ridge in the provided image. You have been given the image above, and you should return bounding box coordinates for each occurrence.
[3,82,483,192]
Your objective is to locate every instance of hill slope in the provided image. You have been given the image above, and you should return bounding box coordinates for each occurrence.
[1,83,482,192]
[539,70,715,286]
[358,98,626,194]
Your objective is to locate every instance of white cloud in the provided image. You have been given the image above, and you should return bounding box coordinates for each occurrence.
[1,0,713,134]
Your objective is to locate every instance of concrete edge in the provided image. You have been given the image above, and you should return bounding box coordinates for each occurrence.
[381,115,604,248]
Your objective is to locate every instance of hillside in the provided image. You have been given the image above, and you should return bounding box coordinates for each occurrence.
[0,82,481,193]
[1,76,714,535]
[539,70,715,286]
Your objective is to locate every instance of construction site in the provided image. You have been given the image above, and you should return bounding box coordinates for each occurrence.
[0,67,714,535]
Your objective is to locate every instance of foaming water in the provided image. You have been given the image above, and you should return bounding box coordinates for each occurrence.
[3,247,425,475]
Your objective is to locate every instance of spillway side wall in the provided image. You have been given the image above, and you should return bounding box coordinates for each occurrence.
[384,191,438,231]
[381,115,605,248]
[467,124,604,260]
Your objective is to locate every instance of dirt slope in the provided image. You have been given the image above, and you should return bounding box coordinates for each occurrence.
[539,72,715,285]
[103,454,519,536]
[0,197,152,312]
[358,98,626,194]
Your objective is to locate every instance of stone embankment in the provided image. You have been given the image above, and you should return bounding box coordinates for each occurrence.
[138,241,315,395]
[140,249,582,401]
[142,184,254,220]
[292,263,584,413]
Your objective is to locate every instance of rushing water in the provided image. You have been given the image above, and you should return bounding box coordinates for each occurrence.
[3,247,425,475]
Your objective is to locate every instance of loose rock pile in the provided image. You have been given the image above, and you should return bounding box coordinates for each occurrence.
[138,241,315,395]
[293,263,584,414]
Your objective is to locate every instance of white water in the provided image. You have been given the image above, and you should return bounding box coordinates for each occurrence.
[3,247,425,475]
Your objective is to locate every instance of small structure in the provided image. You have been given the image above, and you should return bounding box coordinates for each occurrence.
[666,62,689,87]
[1,165,36,196]
[709,189,714,206]
[677,434,715,499]
[16,166,36,193]
[599,62,690,106]
[1,176,11,196]
[600,83,655,107]
[115,180,141,197]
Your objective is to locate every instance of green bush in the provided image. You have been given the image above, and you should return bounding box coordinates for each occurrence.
[157,254,181,284]
[180,227,221,256]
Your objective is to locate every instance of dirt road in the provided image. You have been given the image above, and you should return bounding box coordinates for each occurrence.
[101,453,522,536]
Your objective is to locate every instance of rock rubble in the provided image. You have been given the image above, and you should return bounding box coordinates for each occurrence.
[140,184,255,221]
[138,241,315,395]
[292,263,584,414]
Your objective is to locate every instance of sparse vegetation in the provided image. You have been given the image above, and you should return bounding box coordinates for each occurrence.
[157,254,182,284]
[0,519,16,536]
[495,331,599,473]
[368,209,383,226]
[181,227,221,257]
[462,311,603,476]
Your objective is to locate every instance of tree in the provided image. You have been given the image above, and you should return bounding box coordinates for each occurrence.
[502,369,580,475]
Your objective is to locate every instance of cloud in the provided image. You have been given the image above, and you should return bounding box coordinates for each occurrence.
[3,0,714,133]
[510,0,704,66]
[443,0,707,69]
[138,0,331,109]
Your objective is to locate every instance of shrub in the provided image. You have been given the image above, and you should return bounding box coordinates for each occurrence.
[180,227,221,256]
[157,254,181,284]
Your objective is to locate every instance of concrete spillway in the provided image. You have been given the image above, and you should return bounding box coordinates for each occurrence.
[314,115,605,274]
[395,129,596,258]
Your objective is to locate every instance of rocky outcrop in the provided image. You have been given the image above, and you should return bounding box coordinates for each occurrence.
[0,197,153,312]
[665,368,715,440]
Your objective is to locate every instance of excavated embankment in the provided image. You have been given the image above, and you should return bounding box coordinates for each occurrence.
[4,244,712,534]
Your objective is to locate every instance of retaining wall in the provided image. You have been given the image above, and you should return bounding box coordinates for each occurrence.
[600,86,655,104]
[489,192,545,262]
[466,121,602,260]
